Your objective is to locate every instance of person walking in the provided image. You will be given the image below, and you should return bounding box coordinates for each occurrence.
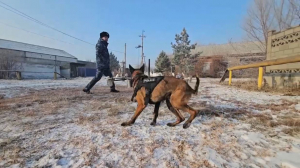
[83,31,119,93]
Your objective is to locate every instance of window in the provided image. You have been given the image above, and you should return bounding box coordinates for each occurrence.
[202,62,210,72]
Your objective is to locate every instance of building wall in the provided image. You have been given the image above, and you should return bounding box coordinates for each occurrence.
[0,38,76,59]
[78,61,96,69]
[70,61,97,78]
[195,55,266,78]
[22,63,60,79]
[226,55,265,78]
[195,56,227,78]
[0,47,25,57]
[60,69,70,78]
[265,26,300,88]
[196,57,216,77]
[0,48,74,65]
[0,48,70,79]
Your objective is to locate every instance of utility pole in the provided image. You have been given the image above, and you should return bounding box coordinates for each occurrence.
[54,55,57,80]
[139,30,146,65]
[124,43,126,76]
[148,59,150,77]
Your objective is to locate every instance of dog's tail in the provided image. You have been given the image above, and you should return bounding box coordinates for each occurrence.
[192,75,200,95]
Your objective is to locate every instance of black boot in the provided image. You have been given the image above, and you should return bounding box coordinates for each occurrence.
[83,88,91,94]
[83,78,98,94]
[110,82,119,92]
[110,89,119,92]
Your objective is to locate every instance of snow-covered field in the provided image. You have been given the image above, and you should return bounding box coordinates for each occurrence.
[0,77,127,99]
[0,78,300,167]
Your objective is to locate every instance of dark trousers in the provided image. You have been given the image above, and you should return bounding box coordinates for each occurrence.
[84,68,115,91]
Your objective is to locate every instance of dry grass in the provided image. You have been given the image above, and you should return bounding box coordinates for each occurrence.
[0,145,23,166]
[202,120,241,159]
[77,115,100,125]
[24,109,37,117]
[244,112,300,136]
[107,105,123,116]
[217,79,300,136]
[199,104,300,136]
[0,86,133,167]
[270,119,300,127]
[84,144,100,166]
[256,148,272,158]
[220,79,300,95]
[282,127,300,136]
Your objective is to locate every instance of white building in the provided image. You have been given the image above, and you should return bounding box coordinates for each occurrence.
[0,39,95,79]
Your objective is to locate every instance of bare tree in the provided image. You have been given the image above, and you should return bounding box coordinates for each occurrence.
[243,0,300,52]
[243,0,274,52]
[273,0,299,30]
[289,0,300,20]
[0,56,23,79]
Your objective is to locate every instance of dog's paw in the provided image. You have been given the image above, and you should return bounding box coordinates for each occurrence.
[150,121,156,126]
[167,123,176,127]
[183,123,191,129]
[121,122,131,126]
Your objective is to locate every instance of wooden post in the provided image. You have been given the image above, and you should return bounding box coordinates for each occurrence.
[127,79,130,88]
[229,70,232,86]
[16,71,21,80]
[258,67,263,90]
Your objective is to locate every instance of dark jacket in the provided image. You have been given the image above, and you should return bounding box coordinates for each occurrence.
[96,39,109,69]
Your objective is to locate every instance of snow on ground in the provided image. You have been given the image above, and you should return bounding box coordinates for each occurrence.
[0,78,300,167]
[0,77,127,98]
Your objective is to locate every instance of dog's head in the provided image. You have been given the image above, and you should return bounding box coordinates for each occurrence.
[129,64,145,87]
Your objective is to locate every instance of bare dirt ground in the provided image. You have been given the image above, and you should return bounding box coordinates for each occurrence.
[0,78,300,168]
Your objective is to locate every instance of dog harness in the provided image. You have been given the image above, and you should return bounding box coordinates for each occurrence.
[131,76,165,105]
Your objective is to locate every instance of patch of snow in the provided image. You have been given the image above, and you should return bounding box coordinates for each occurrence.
[295,104,300,111]
[241,132,266,144]
[0,77,127,98]
[271,151,300,168]
[57,158,69,166]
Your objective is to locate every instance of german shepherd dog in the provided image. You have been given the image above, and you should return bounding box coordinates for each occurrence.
[121,64,200,129]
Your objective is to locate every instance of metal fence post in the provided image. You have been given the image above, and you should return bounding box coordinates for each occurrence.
[127,79,130,88]
[258,67,263,90]
[220,55,300,83]
[16,71,21,80]
[148,59,150,77]
[229,70,232,86]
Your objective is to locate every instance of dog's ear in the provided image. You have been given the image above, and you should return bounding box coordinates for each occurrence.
[140,64,145,73]
[129,64,135,74]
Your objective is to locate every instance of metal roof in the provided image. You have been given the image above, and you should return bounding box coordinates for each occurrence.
[0,38,77,59]
[168,41,265,58]
[192,41,265,56]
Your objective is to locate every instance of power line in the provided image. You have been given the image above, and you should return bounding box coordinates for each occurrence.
[0,22,73,45]
[0,1,94,45]
[0,1,124,54]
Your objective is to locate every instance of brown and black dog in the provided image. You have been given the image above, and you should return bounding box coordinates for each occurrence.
[121,64,200,129]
